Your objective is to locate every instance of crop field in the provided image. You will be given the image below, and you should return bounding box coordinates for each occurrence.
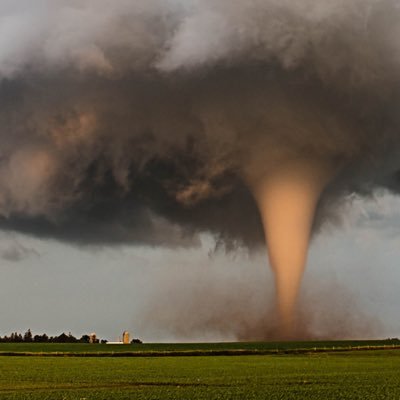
[0,339,399,355]
[0,342,399,399]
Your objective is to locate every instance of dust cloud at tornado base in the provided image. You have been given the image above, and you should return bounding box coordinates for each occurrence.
[132,247,384,342]
[1,0,400,337]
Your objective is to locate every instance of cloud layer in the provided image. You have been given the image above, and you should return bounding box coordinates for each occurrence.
[0,0,400,247]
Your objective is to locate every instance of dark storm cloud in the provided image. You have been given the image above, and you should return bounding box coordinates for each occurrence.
[0,0,400,247]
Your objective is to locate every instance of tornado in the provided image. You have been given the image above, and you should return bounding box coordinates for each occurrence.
[247,158,336,336]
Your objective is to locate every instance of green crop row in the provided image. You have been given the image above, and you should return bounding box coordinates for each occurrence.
[0,339,399,354]
[0,351,399,399]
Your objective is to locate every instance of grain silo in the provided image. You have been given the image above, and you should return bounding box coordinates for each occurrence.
[122,331,130,344]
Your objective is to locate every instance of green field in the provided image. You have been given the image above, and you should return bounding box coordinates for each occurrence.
[0,342,399,399]
[0,339,399,355]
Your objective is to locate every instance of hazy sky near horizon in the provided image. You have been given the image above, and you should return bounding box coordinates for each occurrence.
[0,190,399,342]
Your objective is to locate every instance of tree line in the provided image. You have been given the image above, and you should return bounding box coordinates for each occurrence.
[0,330,101,343]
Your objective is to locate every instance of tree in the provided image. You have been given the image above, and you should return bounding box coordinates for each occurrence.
[23,329,33,343]
[10,332,23,342]
[79,335,90,343]
[33,334,49,343]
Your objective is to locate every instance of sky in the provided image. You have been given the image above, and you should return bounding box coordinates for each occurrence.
[1,0,400,342]
[0,190,399,342]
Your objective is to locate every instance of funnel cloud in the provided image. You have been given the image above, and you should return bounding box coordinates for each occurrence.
[1,0,400,336]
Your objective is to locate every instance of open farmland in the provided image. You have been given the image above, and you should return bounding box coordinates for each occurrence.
[0,339,399,356]
[0,343,399,399]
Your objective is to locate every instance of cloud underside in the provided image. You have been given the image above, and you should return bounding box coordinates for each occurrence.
[0,0,400,247]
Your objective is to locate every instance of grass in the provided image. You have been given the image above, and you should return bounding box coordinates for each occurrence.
[0,350,399,399]
[0,339,399,355]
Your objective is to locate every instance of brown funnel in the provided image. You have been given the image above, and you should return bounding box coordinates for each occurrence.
[246,157,335,337]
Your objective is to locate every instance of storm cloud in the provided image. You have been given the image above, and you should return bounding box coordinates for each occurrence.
[0,0,400,248]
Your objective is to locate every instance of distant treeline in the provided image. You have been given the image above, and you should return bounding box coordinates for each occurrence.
[0,330,143,344]
[0,330,100,344]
